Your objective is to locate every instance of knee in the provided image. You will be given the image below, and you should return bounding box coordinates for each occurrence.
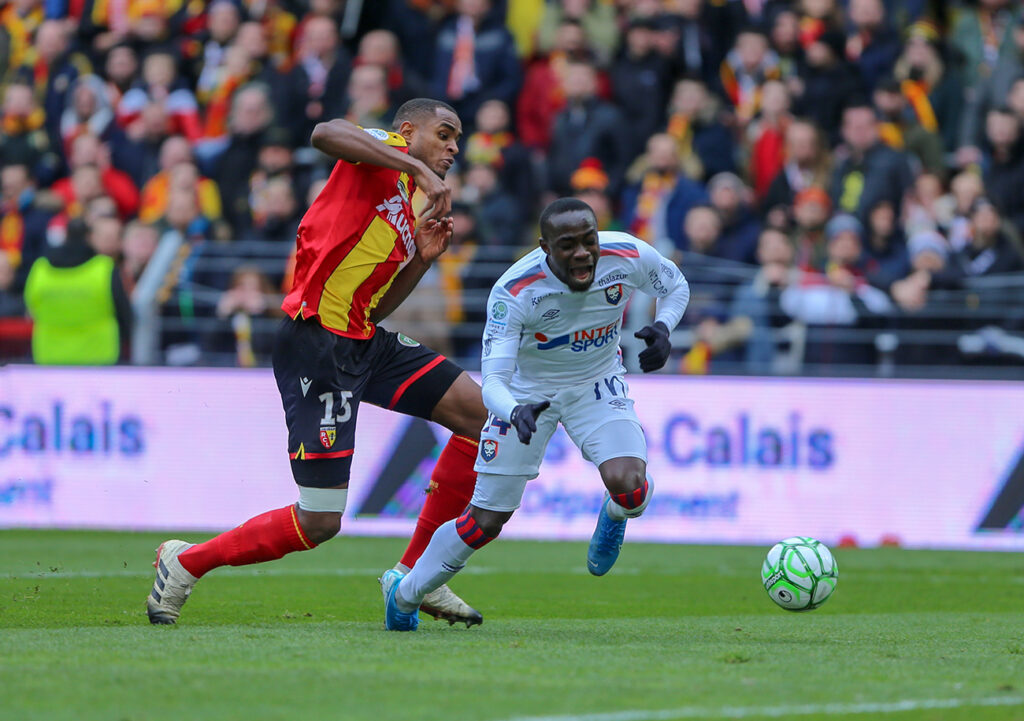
[602,462,648,497]
[609,469,647,492]
[295,509,342,545]
[470,507,511,540]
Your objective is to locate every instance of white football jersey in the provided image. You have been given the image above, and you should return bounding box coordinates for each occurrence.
[483,231,688,392]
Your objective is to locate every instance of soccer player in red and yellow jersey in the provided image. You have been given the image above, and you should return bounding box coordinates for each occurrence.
[146,99,489,627]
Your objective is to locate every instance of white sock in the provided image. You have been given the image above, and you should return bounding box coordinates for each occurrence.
[395,520,477,611]
[605,497,628,521]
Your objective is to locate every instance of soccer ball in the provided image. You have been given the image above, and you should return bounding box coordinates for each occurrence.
[761,537,839,612]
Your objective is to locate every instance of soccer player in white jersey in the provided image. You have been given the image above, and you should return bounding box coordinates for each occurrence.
[381,197,690,630]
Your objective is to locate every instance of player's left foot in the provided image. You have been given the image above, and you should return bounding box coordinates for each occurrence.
[587,496,627,576]
[422,584,484,628]
[380,569,419,631]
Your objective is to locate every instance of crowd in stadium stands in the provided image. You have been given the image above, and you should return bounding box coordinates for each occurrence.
[1,0,1023,372]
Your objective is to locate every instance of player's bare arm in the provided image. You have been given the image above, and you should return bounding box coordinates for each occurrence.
[369,217,454,323]
[311,118,424,173]
[310,110,457,221]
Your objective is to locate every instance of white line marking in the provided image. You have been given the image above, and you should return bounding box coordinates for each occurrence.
[0,565,639,580]
[500,696,1024,721]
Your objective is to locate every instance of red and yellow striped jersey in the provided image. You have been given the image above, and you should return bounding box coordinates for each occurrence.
[282,129,418,339]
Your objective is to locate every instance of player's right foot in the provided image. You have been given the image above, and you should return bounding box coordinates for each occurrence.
[421,584,484,628]
[587,496,627,576]
[146,540,198,625]
[380,569,419,631]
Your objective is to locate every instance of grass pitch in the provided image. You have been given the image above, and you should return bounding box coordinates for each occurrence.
[1,530,1022,721]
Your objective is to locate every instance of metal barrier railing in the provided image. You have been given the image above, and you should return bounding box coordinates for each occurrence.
[143,244,1024,378]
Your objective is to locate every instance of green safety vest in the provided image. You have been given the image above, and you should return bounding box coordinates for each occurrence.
[23,255,120,365]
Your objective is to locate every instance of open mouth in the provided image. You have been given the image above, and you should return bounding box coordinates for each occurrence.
[570,266,593,282]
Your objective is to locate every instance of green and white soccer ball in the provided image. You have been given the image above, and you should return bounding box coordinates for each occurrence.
[761,537,839,611]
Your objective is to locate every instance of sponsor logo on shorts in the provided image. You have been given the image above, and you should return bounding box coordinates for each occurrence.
[534,321,620,352]
[604,283,623,305]
[299,376,312,397]
[491,301,508,320]
[397,333,420,347]
[319,427,336,449]
[481,439,499,462]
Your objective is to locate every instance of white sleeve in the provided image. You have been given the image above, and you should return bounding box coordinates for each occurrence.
[634,241,690,331]
[480,284,523,422]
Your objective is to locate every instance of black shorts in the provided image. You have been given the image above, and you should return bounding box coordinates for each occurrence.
[271,317,462,488]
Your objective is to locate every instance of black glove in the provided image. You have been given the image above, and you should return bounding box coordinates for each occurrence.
[509,401,551,444]
[634,321,672,373]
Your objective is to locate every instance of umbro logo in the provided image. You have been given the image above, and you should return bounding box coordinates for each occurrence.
[541,309,560,321]
[300,377,312,397]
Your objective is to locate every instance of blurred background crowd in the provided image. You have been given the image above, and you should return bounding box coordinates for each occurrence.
[2,0,1023,376]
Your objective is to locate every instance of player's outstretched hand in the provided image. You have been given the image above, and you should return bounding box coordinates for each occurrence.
[413,163,451,222]
[509,401,550,445]
[414,217,454,264]
[634,321,672,373]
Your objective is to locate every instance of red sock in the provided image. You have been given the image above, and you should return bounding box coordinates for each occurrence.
[178,505,316,578]
[612,479,649,510]
[455,509,495,549]
[399,434,478,568]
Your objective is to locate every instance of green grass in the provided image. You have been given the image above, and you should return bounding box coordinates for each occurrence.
[1,530,1023,721]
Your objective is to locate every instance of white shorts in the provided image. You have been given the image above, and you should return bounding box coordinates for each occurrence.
[471,373,647,512]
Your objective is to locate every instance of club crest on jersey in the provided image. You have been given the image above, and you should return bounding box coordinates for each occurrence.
[604,284,623,305]
[481,439,498,462]
[319,426,336,449]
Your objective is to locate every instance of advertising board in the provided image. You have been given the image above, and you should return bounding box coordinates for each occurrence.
[2,366,1022,550]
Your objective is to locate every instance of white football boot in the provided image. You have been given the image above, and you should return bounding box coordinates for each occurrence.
[146,540,199,625]
[421,584,484,627]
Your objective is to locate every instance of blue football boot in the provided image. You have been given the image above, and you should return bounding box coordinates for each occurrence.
[380,569,419,631]
[587,495,627,576]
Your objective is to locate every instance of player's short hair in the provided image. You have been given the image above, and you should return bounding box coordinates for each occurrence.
[392,98,457,129]
[539,197,596,238]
